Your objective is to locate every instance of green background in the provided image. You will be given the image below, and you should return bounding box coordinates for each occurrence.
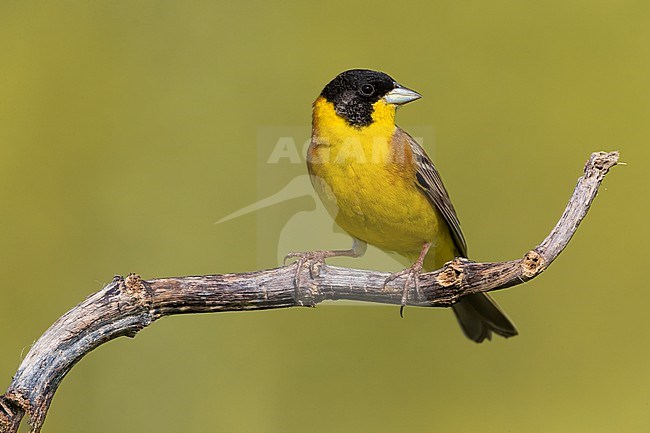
[1,1,648,432]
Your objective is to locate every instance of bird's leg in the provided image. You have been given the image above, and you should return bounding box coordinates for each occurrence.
[284,238,367,305]
[383,242,431,317]
[284,237,367,266]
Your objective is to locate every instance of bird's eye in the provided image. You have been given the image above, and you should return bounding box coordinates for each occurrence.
[360,84,375,96]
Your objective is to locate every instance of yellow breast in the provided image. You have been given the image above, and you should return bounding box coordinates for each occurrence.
[308,96,455,264]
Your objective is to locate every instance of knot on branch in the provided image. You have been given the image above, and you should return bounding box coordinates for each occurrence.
[124,273,144,291]
[119,273,152,308]
[585,151,619,176]
[521,250,545,278]
[436,258,467,287]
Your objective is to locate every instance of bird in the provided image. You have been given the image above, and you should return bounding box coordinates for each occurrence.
[289,69,518,342]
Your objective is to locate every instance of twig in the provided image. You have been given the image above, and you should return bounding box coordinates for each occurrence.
[0,151,619,433]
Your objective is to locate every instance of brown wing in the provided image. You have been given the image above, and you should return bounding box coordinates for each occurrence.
[395,128,518,341]
[395,127,467,257]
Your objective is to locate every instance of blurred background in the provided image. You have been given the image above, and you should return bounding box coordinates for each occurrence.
[1,1,648,432]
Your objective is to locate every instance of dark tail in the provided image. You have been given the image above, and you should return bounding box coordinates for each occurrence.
[452,293,518,343]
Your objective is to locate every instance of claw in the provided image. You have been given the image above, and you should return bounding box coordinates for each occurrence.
[385,265,422,317]
[284,251,315,266]
[384,242,432,317]
[284,250,333,306]
[284,240,367,308]
[284,251,298,266]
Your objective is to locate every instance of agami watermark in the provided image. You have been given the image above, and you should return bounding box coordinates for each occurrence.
[218,126,435,271]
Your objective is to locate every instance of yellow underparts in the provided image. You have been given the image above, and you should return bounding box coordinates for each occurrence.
[309,96,457,270]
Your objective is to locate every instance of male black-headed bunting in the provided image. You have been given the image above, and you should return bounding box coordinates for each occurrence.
[291,69,517,342]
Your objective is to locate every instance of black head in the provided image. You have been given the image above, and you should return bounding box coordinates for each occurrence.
[320,69,401,128]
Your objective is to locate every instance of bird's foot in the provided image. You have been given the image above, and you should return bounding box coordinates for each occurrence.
[284,250,338,306]
[382,242,432,317]
[284,240,367,306]
[285,249,337,276]
[383,263,425,318]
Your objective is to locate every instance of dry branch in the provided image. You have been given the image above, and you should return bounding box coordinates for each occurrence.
[0,151,619,433]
